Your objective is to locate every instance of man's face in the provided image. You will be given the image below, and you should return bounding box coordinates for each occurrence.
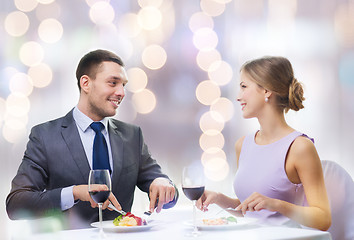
[85,61,128,121]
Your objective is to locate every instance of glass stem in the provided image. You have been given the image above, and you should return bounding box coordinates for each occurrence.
[98,203,104,238]
[192,200,198,234]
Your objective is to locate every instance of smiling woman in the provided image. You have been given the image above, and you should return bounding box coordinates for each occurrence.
[2,1,354,239]
[197,56,331,232]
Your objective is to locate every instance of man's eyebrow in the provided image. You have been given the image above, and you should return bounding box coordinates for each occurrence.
[109,76,128,83]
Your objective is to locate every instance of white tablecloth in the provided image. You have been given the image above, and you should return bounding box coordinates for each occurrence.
[13,207,332,240]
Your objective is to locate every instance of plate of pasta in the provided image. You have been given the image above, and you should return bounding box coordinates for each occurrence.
[184,216,258,230]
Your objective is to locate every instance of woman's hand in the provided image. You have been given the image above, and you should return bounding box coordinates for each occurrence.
[196,190,220,212]
[235,192,279,215]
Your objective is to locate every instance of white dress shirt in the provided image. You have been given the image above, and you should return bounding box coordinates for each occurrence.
[60,106,113,210]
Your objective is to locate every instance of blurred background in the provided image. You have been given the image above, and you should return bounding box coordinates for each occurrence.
[1,0,354,238]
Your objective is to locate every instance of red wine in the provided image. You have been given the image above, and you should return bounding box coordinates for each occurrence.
[89,190,110,203]
[182,186,205,200]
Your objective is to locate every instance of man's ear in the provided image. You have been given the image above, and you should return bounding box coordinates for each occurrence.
[80,75,90,93]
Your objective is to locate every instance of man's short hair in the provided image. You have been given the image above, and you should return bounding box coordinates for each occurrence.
[76,49,124,90]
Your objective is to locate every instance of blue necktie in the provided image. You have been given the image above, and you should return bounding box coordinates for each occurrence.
[91,122,111,172]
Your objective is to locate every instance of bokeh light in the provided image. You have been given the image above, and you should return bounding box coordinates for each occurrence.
[204,157,229,181]
[138,0,163,8]
[118,13,141,38]
[5,93,31,118]
[4,11,30,37]
[142,45,167,70]
[208,60,233,86]
[195,80,221,105]
[137,6,162,30]
[189,12,214,33]
[86,0,110,7]
[199,130,225,151]
[196,49,221,71]
[2,120,27,143]
[199,111,224,133]
[19,41,44,67]
[126,68,148,93]
[9,73,33,96]
[193,28,218,51]
[37,0,56,4]
[27,63,53,88]
[89,1,115,25]
[132,89,157,114]
[14,0,38,12]
[201,148,227,166]
[0,98,6,123]
[38,18,64,43]
[200,0,226,17]
[210,97,234,122]
[334,2,354,48]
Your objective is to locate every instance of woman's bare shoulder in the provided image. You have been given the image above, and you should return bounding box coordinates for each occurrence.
[291,135,317,155]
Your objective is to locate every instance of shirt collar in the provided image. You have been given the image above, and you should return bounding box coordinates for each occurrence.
[73,106,109,133]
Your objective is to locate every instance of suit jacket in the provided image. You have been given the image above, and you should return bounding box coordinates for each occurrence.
[6,109,170,228]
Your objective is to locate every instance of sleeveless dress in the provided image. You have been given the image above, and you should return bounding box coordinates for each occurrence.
[233,131,312,226]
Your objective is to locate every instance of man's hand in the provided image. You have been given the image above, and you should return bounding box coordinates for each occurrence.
[73,185,122,211]
[149,178,175,213]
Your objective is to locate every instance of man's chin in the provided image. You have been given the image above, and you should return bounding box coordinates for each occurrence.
[107,109,117,117]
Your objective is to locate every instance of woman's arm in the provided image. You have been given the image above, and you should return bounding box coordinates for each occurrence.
[236,136,331,231]
[196,190,241,211]
[284,136,331,230]
[196,136,245,211]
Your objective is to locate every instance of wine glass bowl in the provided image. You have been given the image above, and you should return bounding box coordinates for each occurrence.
[182,166,205,237]
[88,169,111,238]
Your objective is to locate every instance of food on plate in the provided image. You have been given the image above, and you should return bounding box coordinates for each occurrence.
[113,212,147,226]
[202,216,237,225]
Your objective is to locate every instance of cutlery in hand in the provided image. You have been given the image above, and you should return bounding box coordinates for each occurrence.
[108,203,126,216]
[216,207,244,217]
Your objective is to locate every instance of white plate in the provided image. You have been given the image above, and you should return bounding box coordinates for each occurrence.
[184,217,258,230]
[91,220,154,232]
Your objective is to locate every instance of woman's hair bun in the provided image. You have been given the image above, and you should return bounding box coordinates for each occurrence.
[287,77,305,112]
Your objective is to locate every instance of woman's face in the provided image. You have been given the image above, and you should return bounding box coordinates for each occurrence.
[237,70,267,119]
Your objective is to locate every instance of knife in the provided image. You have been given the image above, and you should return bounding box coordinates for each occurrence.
[108,203,127,216]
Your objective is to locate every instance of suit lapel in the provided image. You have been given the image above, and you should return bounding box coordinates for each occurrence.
[61,110,91,182]
[108,119,124,184]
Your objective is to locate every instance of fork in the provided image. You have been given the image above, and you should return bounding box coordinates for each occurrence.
[216,207,244,217]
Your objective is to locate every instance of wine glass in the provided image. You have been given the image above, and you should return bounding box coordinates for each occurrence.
[182,166,205,237]
[88,169,111,238]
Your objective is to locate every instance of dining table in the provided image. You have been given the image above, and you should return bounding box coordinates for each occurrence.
[12,206,332,240]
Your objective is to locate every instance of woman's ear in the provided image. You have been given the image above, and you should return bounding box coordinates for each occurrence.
[80,75,90,93]
[264,89,272,99]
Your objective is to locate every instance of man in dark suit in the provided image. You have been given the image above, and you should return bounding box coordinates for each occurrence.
[6,49,177,228]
